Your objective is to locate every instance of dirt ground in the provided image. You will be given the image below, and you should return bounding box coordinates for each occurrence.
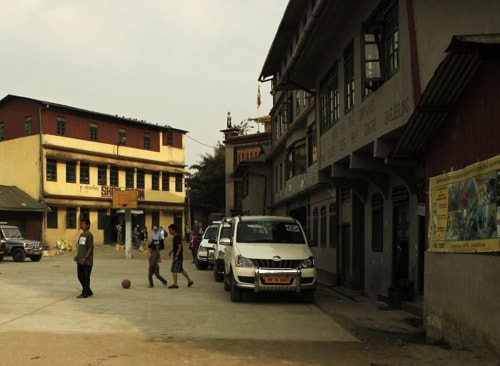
[2,294,498,366]
[1,328,498,366]
[1,244,498,366]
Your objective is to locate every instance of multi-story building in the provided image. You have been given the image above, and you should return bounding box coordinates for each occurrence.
[0,94,187,247]
[252,0,500,352]
[222,117,272,217]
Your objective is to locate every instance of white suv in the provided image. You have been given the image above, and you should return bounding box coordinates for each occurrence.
[213,218,232,282]
[194,223,219,270]
[222,215,316,302]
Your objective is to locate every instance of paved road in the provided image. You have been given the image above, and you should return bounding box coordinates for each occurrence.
[0,244,361,365]
[1,244,496,366]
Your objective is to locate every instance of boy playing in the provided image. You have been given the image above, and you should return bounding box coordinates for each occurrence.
[148,244,168,288]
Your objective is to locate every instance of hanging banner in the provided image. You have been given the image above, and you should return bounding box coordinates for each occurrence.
[429,155,500,252]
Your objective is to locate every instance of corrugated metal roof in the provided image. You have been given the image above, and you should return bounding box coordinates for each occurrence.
[391,34,500,157]
[0,186,50,212]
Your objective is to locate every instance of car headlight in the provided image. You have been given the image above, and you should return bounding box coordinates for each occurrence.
[298,257,315,269]
[235,255,254,268]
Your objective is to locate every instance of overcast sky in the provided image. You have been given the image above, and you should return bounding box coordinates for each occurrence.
[1,0,288,169]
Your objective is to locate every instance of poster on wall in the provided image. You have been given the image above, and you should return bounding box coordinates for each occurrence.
[429,155,500,252]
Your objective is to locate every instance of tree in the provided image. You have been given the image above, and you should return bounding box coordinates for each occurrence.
[187,143,225,224]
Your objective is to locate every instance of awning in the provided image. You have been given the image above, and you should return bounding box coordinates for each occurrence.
[0,185,50,212]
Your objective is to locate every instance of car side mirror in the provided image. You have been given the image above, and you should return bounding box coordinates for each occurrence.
[219,237,231,246]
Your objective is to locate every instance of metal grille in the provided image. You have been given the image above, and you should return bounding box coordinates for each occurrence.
[254,259,301,269]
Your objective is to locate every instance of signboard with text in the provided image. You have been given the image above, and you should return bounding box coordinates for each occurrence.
[429,155,500,252]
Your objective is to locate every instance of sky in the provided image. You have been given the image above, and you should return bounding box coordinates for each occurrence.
[1,0,288,169]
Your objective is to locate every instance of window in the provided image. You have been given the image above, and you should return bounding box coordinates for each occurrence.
[0,122,4,141]
[80,208,90,222]
[175,174,183,192]
[125,169,134,188]
[319,61,340,133]
[162,172,170,191]
[243,173,249,197]
[279,162,283,190]
[320,206,327,248]
[362,0,399,97]
[312,208,319,244]
[66,162,76,183]
[80,163,89,184]
[90,123,98,141]
[47,207,58,228]
[144,133,151,150]
[24,116,32,135]
[344,41,355,112]
[329,203,337,248]
[307,125,317,166]
[137,170,145,189]
[275,165,279,193]
[119,129,126,145]
[152,171,159,190]
[234,181,243,211]
[66,208,77,229]
[372,193,384,252]
[56,117,66,136]
[286,140,306,179]
[166,130,173,146]
[97,165,107,186]
[110,166,119,187]
[46,158,57,181]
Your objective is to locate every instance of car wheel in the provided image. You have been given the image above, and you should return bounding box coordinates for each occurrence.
[230,271,242,302]
[30,254,42,262]
[213,263,223,282]
[194,257,208,270]
[11,248,26,262]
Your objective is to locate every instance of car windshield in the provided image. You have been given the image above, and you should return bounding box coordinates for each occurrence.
[236,220,305,244]
[2,227,23,239]
[203,225,219,241]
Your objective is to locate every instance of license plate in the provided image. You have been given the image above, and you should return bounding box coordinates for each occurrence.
[264,276,290,284]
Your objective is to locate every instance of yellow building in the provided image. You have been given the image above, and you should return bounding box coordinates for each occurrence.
[0,95,187,247]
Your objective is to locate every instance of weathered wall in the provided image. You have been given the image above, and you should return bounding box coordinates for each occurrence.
[424,252,500,357]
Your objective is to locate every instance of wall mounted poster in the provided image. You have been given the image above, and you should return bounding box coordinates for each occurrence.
[429,156,500,252]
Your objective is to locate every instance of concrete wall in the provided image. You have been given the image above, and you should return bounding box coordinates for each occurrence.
[424,252,500,357]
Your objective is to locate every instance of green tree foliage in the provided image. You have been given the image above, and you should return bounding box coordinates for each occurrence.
[187,143,225,215]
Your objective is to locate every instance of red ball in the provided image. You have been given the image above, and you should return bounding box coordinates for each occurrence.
[121,279,131,289]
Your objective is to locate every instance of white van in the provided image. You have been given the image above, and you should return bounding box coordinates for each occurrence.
[222,215,316,302]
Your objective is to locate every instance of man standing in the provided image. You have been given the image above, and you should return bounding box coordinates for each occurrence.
[159,226,167,250]
[74,218,94,298]
[167,224,194,289]
[151,226,162,262]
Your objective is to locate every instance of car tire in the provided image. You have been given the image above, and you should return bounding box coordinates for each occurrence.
[213,262,224,282]
[30,255,42,262]
[230,271,242,302]
[0,254,4,262]
[194,257,208,270]
[11,248,26,262]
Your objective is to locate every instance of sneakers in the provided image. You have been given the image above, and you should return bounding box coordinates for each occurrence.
[188,281,194,287]
[168,284,179,289]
